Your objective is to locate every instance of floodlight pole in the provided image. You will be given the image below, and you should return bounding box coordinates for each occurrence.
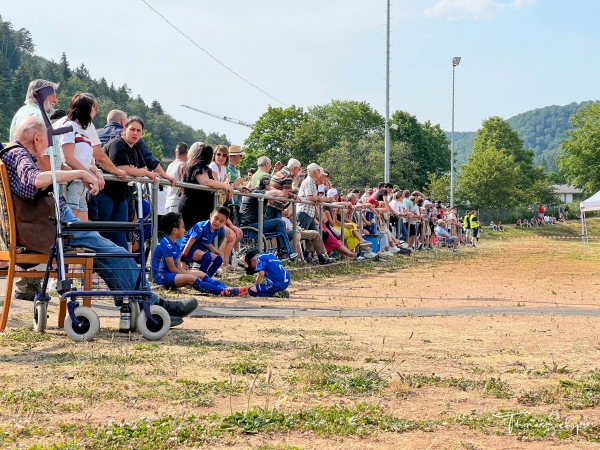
[450,56,461,207]
[384,0,391,183]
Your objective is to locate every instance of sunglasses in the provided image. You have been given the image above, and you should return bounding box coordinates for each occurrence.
[215,153,226,157]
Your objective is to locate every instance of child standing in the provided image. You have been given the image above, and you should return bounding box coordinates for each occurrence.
[244,250,291,298]
[180,206,230,277]
[153,212,247,297]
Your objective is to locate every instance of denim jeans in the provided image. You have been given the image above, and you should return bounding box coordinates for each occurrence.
[95,191,129,250]
[62,207,157,305]
[297,212,317,231]
[247,218,289,252]
[266,205,282,221]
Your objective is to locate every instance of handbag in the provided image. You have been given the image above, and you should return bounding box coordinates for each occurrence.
[0,144,57,253]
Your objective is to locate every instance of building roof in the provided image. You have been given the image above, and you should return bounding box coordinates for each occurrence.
[550,184,584,195]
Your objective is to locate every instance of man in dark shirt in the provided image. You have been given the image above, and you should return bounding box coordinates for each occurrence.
[239,175,291,254]
[97,109,176,185]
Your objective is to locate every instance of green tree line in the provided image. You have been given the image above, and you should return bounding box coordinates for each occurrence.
[0,16,228,159]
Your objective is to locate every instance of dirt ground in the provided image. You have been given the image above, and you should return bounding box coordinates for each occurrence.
[1,237,600,449]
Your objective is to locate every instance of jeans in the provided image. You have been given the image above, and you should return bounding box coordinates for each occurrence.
[297,212,317,231]
[95,191,129,250]
[62,207,157,304]
[266,205,282,220]
[246,218,290,252]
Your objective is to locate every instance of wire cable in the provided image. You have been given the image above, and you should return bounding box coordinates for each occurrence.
[141,0,288,107]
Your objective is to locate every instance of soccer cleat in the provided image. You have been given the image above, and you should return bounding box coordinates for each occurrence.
[221,286,249,297]
[275,290,290,298]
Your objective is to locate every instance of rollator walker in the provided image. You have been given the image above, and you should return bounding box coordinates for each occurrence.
[30,86,172,341]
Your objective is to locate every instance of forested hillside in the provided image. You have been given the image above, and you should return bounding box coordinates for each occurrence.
[0,16,228,159]
[449,101,597,172]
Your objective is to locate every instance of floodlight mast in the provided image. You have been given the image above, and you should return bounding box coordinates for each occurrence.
[450,56,461,208]
[181,104,254,129]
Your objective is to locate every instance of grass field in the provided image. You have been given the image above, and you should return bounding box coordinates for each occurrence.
[1,218,600,449]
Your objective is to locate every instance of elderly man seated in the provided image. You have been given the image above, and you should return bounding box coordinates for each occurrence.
[434,219,459,252]
[2,117,197,325]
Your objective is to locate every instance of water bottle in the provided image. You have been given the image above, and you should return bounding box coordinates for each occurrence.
[119,298,131,333]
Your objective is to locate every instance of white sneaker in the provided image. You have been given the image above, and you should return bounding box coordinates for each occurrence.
[363,251,377,259]
[389,247,400,254]
[382,251,395,257]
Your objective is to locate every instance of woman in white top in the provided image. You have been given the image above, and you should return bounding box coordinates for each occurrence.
[209,144,242,271]
[59,93,103,221]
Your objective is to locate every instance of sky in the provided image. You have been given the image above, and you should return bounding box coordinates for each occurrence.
[3,0,600,147]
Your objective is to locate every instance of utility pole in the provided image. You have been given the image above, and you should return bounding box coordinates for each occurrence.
[450,56,461,207]
[384,0,391,183]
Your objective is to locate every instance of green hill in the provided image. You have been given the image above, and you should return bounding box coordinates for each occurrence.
[0,16,229,159]
[450,101,598,172]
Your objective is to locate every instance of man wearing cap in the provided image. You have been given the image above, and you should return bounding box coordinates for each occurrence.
[434,219,459,252]
[267,158,301,220]
[227,145,246,206]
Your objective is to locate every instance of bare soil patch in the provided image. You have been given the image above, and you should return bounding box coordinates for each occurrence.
[1,237,600,449]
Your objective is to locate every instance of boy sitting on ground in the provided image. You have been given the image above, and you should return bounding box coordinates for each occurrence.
[244,250,291,298]
[153,212,247,297]
[180,206,229,277]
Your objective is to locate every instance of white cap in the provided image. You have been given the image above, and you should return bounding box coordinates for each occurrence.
[327,188,338,198]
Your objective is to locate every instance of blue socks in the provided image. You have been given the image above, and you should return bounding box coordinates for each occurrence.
[197,252,223,278]
[192,276,226,295]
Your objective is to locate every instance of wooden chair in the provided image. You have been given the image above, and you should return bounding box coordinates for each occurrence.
[0,160,93,332]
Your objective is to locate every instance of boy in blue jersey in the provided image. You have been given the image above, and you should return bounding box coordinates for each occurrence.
[153,212,247,297]
[179,206,229,277]
[244,250,291,298]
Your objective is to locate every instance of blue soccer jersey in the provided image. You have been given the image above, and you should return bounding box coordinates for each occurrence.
[152,236,181,282]
[180,220,220,251]
[255,253,290,288]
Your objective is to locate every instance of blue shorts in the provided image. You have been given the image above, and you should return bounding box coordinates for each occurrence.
[255,279,289,294]
[439,236,454,244]
[154,272,177,288]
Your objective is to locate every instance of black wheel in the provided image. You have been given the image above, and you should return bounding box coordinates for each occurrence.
[33,300,47,333]
[137,305,170,340]
[235,227,268,267]
[64,307,100,342]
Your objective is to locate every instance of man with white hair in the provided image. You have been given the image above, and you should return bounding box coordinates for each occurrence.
[266,157,302,220]
[296,163,331,231]
[10,79,60,171]
[8,79,61,300]
[251,155,271,188]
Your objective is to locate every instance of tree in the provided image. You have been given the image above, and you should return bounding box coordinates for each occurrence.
[525,179,560,206]
[425,173,450,204]
[142,130,163,166]
[242,105,305,173]
[319,134,417,191]
[456,144,520,209]
[59,52,71,81]
[473,116,539,189]
[390,110,450,189]
[558,103,600,194]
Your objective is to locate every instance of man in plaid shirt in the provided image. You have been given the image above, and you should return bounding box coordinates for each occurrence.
[296,163,336,231]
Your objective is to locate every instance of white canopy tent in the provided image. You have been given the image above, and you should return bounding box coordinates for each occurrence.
[580,190,600,241]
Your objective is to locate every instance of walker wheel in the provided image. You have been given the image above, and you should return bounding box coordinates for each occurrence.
[64,307,100,342]
[33,300,47,333]
[137,305,170,341]
[130,300,140,332]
